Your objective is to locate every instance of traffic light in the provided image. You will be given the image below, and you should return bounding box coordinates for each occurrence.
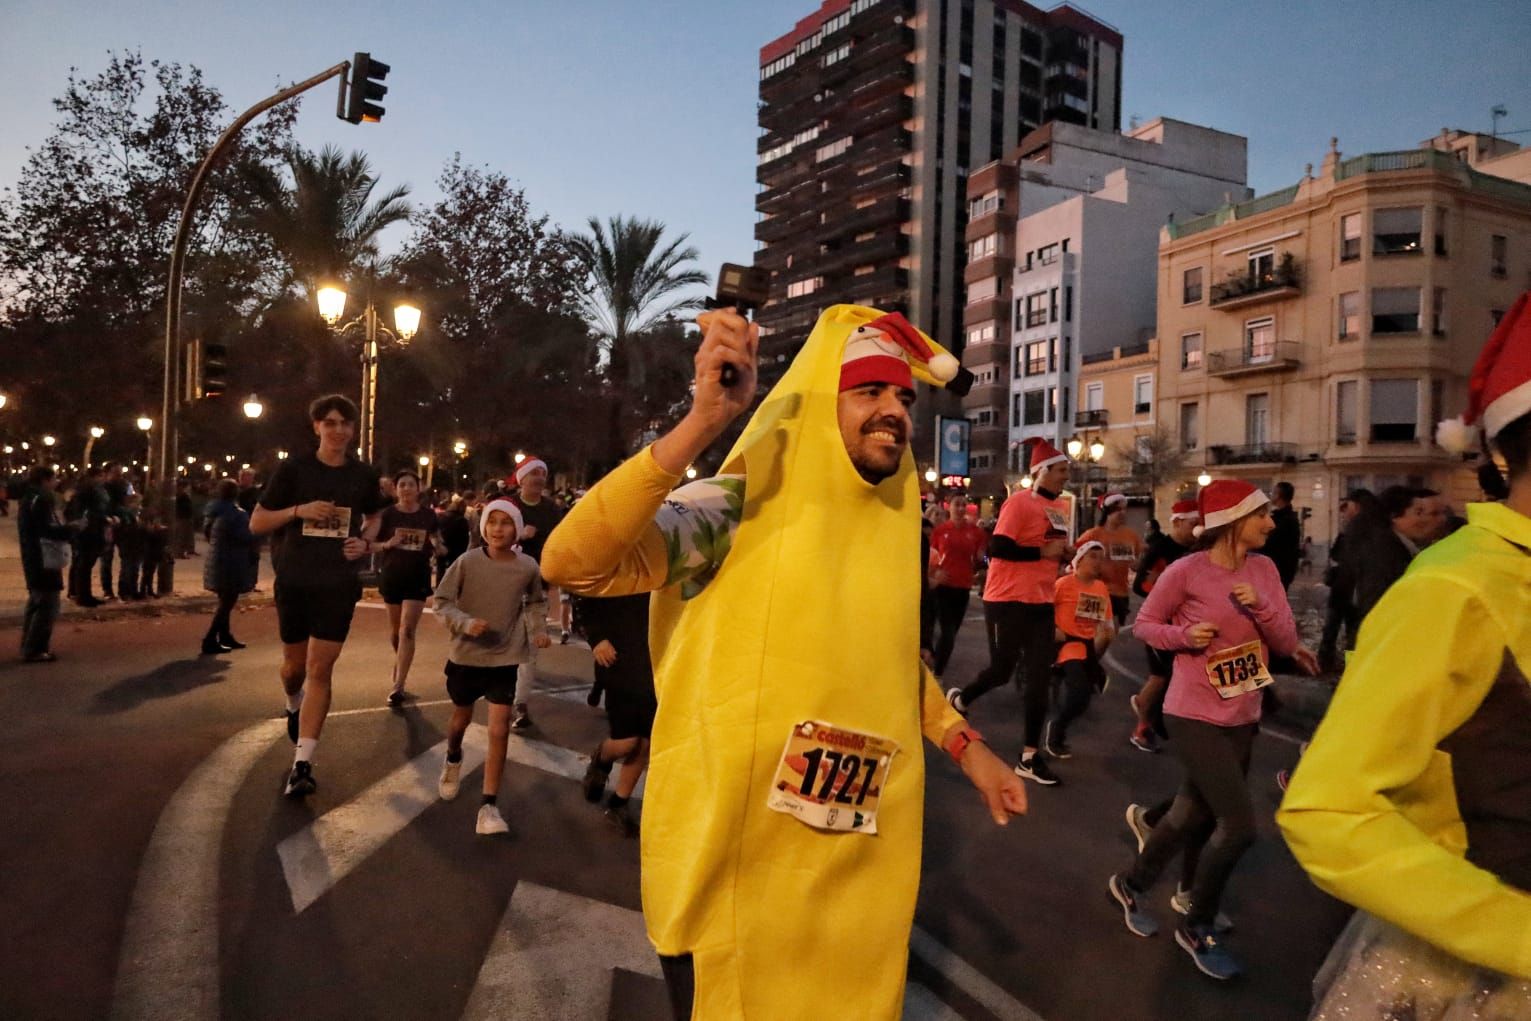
[343,52,390,124]
[186,339,228,400]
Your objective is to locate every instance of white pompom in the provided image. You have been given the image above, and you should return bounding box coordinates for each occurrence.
[1191,524,1205,539]
[928,352,959,382]
[1434,416,1477,454]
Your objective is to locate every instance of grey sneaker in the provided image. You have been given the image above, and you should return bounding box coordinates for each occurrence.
[439,758,462,800]
[1107,873,1159,938]
[1170,887,1234,934]
[1175,923,1242,980]
[1125,803,1152,853]
[476,804,509,835]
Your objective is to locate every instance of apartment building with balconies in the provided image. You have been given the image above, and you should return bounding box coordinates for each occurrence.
[1155,136,1531,546]
[961,117,1247,497]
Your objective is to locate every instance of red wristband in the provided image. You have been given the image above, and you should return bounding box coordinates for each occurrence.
[945,724,984,765]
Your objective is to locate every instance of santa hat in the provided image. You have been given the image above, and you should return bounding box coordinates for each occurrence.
[839,312,961,392]
[1193,479,1268,538]
[1437,291,1531,452]
[1071,539,1105,571]
[1028,438,1069,475]
[1169,499,1200,522]
[1098,492,1127,511]
[513,457,548,485]
[479,498,524,541]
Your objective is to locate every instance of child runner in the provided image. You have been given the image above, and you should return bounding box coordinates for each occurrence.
[1107,480,1317,980]
[376,469,444,707]
[1077,492,1141,628]
[578,593,656,837]
[1042,541,1115,759]
[432,498,550,835]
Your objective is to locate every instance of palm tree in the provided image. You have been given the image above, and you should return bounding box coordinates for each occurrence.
[243,144,412,294]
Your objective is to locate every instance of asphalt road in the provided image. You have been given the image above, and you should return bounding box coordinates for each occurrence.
[0,600,1350,1020]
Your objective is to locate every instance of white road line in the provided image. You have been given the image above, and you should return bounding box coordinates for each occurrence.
[909,927,1046,1021]
[278,725,489,914]
[111,719,284,1021]
[460,882,661,1020]
[903,983,966,1021]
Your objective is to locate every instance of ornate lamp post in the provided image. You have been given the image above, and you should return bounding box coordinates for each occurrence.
[316,284,421,463]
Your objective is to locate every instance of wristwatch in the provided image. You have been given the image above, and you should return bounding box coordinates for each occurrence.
[945,724,985,765]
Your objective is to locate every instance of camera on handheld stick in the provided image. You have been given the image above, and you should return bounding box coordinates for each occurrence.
[706,263,770,388]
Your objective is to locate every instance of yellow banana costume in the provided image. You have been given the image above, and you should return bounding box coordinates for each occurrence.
[543,304,966,1018]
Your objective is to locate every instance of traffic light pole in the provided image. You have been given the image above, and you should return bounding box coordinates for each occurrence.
[157,60,351,487]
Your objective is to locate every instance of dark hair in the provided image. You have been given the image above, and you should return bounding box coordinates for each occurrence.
[393,469,421,485]
[1379,485,1438,521]
[1274,481,1295,502]
[308,393,358,423]
[1493,415,1531,485]
[216,478,240,502]
[27,465,55,485]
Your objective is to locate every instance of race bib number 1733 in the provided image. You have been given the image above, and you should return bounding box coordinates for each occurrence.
[1204,639,1273,699]
[766,721,899,835]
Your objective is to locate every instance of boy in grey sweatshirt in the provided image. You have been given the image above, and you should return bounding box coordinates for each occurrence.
[433,499,549,835]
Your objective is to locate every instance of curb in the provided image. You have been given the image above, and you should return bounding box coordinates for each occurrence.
[2,592,276,629]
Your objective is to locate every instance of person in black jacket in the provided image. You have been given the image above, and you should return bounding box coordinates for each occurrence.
[19,466,77,661]
[1317,489,1383,671]
[1351,486,1442,622]
[1263,481,1302,589]
[202,478,256,654]
[578,592,656,836]
[66,467,109,606]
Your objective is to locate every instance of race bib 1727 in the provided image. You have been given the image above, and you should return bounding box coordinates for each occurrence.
[766,721,899,835]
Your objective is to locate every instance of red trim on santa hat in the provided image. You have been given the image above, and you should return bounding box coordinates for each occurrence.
[839,354,914,392]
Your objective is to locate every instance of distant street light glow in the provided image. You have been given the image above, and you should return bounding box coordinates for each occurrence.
[137,416,153,432]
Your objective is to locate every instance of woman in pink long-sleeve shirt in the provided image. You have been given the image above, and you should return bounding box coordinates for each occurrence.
[1106,480,1317,981]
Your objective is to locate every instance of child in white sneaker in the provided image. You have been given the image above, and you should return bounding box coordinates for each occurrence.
[432,499,550,834]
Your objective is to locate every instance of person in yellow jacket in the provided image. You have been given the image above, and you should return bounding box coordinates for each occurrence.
[542,303,1028,1020]
[1277,292,1531,1016]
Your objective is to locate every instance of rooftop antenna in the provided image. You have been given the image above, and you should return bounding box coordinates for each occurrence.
[1492,104,1508,140]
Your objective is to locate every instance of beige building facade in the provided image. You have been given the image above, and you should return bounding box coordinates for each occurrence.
[1154,137,1531,549]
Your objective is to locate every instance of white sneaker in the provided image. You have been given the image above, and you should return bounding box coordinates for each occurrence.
[476,804,509,835]
[944,686,967,715]
[439,758,462,800]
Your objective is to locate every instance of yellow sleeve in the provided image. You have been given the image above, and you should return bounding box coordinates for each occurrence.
[919,663,965,749]
[1277,572,1531,978]
[539,445,680,597]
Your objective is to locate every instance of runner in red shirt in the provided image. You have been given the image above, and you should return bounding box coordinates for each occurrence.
[1077,491,1141,627]
[928,495,987,677]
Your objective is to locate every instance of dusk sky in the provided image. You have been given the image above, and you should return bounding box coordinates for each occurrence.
[4,0,1529,301]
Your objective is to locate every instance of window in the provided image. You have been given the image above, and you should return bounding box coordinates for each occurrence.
[1491,234,1507,277]
[1430,379,1444,435]
[969,234,997,260]
[786,276,822,299]
[822,9,850,34]
[1370,379,1419,443]
[1013,345,1024,379]
[1046,386,1058,423]
[1180,332,1203,369]
[1372,287,1420,334]
[822,43,851,67]
[1085,381,1104,411]
[1340,213,1361,261]
[966,323,995,347]
[1432,287,1447,336]
[761,53,797,79]
[1434,207,1448,256]
[1023,389,1046,425]
[969,190,1002,218]
[1373,207,1422,255]
[1245,393,1270,446]
[1180,402,1200,451]
[1183,267,1203,304]
[1245,316,1275,363]
[815,137,851,163]
[1048,336,1058,372]
[1064,286,1073,322]
[1024,292,1048,328]
[1049,287,1059,323]
[1338,291,1361,340]
[1336,380,1358,445]
[1247,247,1275,282]
[1025,339,1048,375]
[1035,243,1059,265]
[968,277,997,304]
[1012,392,1022,427]
[1133,374,1153,415]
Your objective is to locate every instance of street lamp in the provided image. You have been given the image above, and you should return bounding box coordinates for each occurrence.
[924,468,937,483]
[242,394,265,419]
[316,282,425,462]
[686,467,698,480]
[83,425,105,468]
[42,435,56,450]
[137,416,153,478]
[0,393,8,410]
[1197,471,1213,488]
[513,451,526,465]
[277,450,289,461]
[418,453,434,488]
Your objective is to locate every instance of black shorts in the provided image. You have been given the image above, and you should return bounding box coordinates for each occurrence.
[380,566,433,605]
[1110,594,1130,628]
[445,661,519,707]
[599,667,657,740]
[275,579,362,644]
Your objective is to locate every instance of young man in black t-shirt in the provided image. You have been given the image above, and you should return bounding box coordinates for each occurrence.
[251,395,387,798]
[507,456,565,730]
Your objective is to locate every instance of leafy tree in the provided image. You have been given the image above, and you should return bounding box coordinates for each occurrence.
[1111,423,1193,516]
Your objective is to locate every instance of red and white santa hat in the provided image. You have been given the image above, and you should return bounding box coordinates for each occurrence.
[479,498,525,541]
[839,312,960,392]
[1071,539,1105,571]
[1169,499,1200,522]
[513,456,548,485]
[1193,479,1268,538]
[1098,492,1127,511]
[1437,291,1531,452]
[1028,437,1069,475]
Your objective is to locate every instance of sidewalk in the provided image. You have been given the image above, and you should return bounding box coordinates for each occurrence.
[0,514,274,627]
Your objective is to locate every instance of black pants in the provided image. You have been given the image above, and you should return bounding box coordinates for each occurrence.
[99,544,116,596]
[931,585,970,676]
[205,589,240,643]
[118,554,142,598]
[1319,591,1358,659]
[1050,658,1100,742]
[1127,716,1257,928]
[22,588,61,658]
[1110,594,1130,628]
[659,953,694,1021]
[960,601,1055,748]
[69,538,101,601]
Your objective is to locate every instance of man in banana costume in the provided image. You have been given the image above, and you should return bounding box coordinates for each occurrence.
[543,303,1027,1019]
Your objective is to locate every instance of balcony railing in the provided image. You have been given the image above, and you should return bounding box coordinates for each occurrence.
[1205,340,1301,377]
[1075,409,1108,428]
[1209,261,1301,309]
[1207,443,1299,466]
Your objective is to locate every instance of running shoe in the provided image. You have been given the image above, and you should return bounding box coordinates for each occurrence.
[1129,727,1160,754]
[944,687,967,715]
[1014,754,1060,786]
[1174,923,1243,980]
[386,689,405,708]
[219,636,247,650]
[1107,873,1159,938]
[284,710,300,744]
[1170,888,1234,934]
[439,758,463,800]
[586,683,604,709]
[604,804,639,838]
[1275,769,1291,792]
[476,804,510,835]
[1125,803,1152,854]
[283,761,317,799]
[511,703,533,731]
[23,652,58,663]
[582,750,611,804]
[560,629,571,645]
[1129,692,1143,719]
[1042,721,1072,759]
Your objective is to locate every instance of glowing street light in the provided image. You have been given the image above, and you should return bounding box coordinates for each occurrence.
[316,285,347,325]
[452,440,467,456]
[1197,472,1213,487]
[242,394,265,419]
[923,468,938,483]
[513,451,527,465]
[315,283,425,461]
[0,393,8,410]
[203,463,213,473]
[393,303,421,340]
[186,455,197,465]
[1089,440,1105,461]
[685,467,698,480]
[418,455,431,467]
[42,435,56,448]
[277,450,289,461]
[1066,437,1083,459]
[137,416,153,432]
[89,426,105,439]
